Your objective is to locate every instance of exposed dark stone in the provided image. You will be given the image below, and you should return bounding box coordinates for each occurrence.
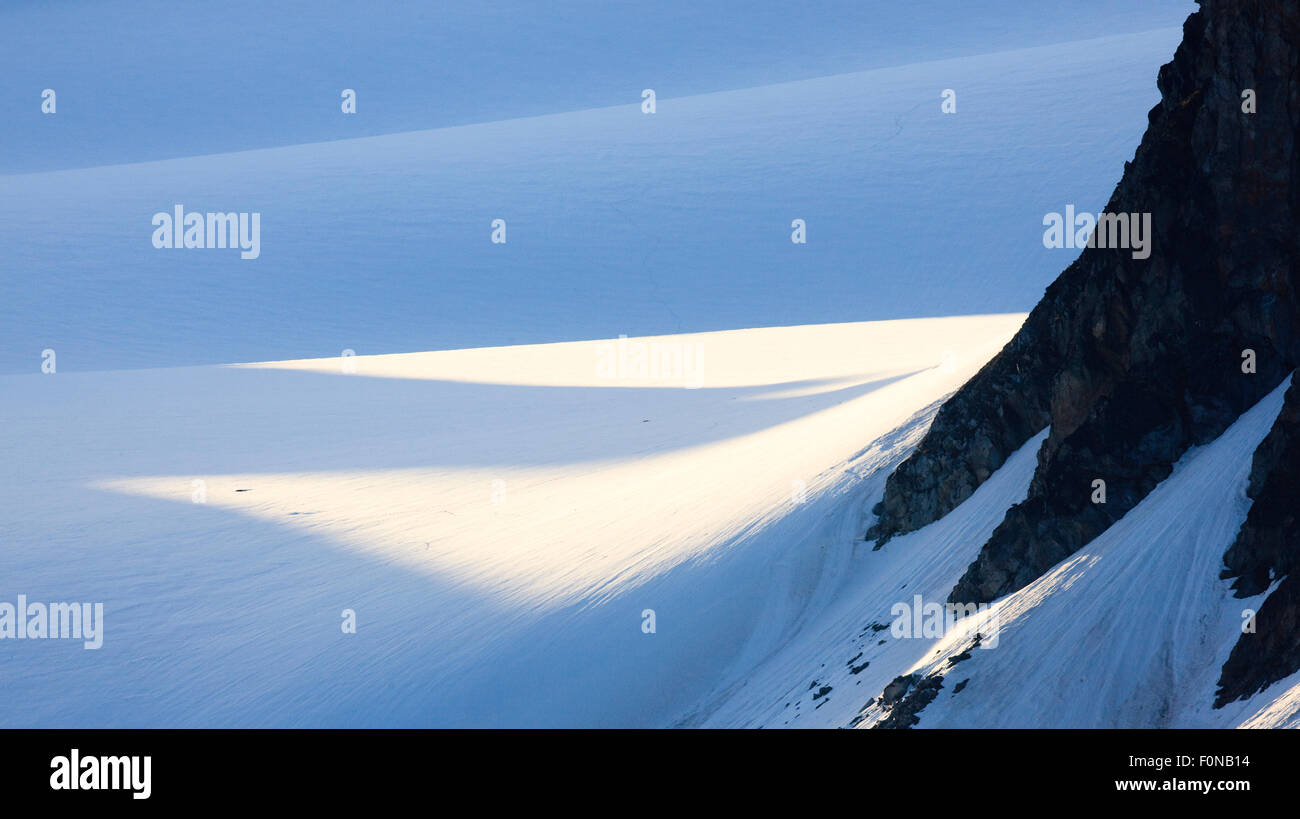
[1216,381,1300,706]
[880,673,915,706]
[872,674,944,729]
[865,0,1300,611]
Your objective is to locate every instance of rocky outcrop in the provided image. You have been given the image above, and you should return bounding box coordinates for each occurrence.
[1216,380,1300,706]
[867,0,1300,614]
[868,672,944,729]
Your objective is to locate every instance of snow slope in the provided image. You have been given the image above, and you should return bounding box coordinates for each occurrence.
[697,423,1050,727]
[2,27,1187,373]
[700,376,1300,729]
[1,0,1195,174]
[0,315,1024,727]
[891,375,1299,729]
[10,314,1294,728]
[10,2,1255,730]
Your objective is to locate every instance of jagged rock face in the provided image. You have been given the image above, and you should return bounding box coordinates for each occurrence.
[871,673,943,729]
[868,0,1300,609]
[1217,381,1300,706]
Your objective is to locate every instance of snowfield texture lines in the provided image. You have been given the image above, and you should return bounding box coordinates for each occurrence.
[1,317,1021,727]
[704,378,1300,728]
[2,28,1184,373]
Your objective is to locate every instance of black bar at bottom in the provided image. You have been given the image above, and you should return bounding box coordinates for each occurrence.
[0,728,1287,807]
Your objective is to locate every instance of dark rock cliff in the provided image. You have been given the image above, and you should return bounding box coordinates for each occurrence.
[1217,380,1300,706]
[866,0,1300,702]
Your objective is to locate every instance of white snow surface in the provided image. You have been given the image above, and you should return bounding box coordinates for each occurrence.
[700,375,1300,729]
[1,315,1023,727]
[2,26,1187,373]
[10,1,1289,729]
[6,318,1297,728]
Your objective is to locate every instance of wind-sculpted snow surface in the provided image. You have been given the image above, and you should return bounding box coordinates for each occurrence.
[698,426,1051,727]
[865,0,1300,719]
[0,317,1022,727]
[703,378,1300,728]
[14,0,1260,731]
[871,378,1296,729]
[1,28,1185,373]
[0,0,1195,174]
